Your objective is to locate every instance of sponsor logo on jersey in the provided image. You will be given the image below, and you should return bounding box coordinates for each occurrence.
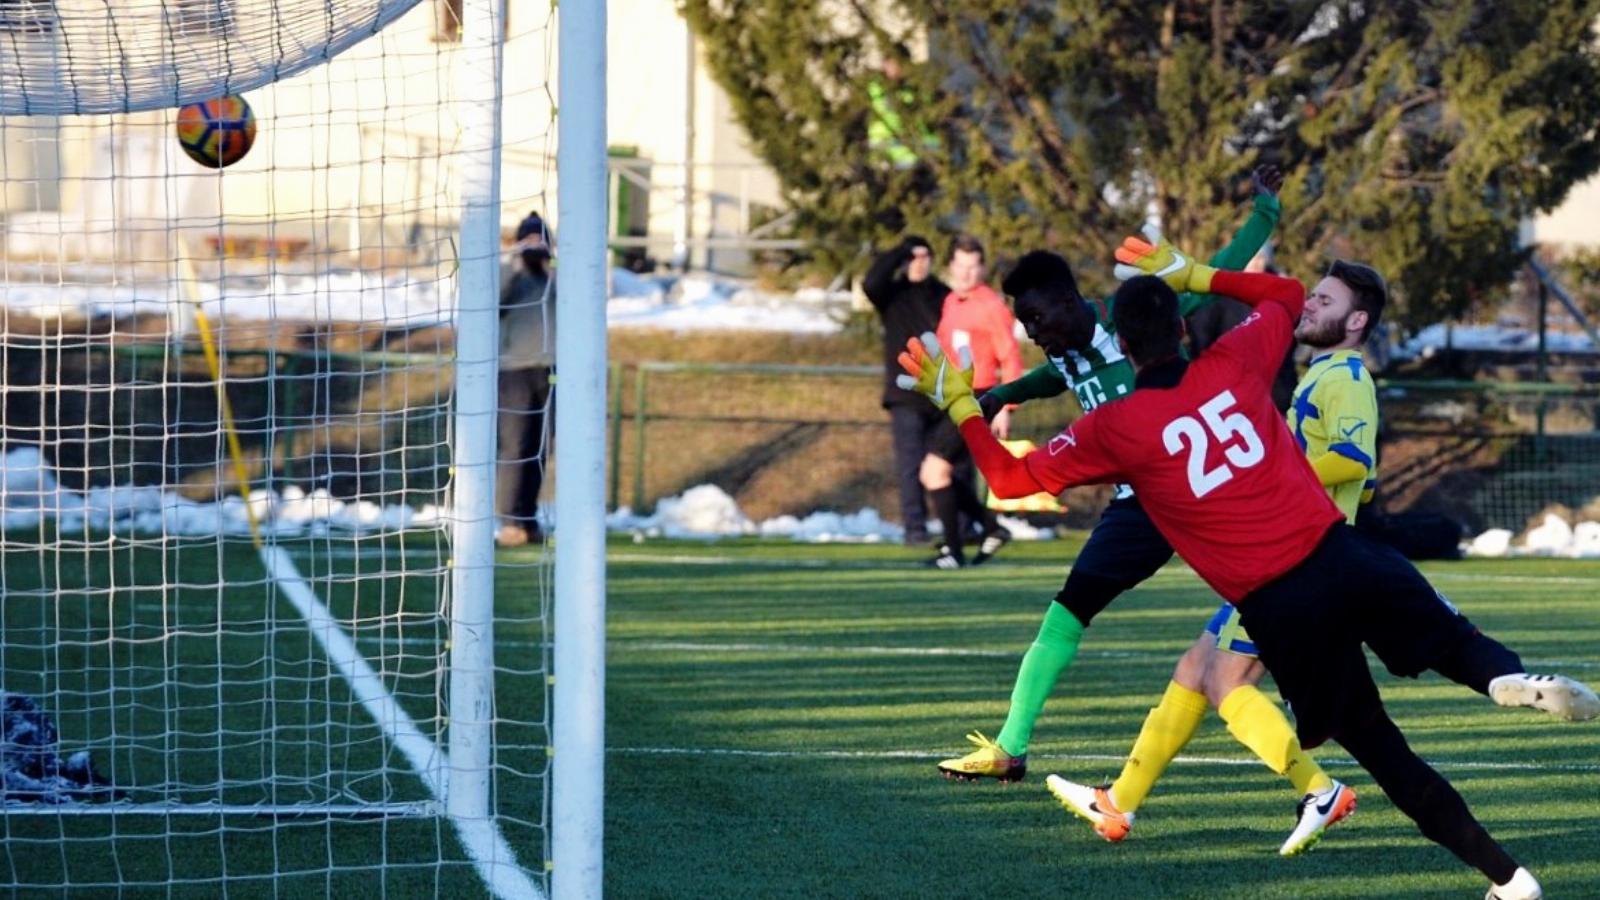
[1338,417,1367,441]
[1047,431,1077,455]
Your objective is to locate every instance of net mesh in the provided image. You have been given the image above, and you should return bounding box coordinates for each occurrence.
[0,0,550,894]
[0,0,428,115]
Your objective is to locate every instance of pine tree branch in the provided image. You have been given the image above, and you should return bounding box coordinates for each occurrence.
[931,5,1113,221]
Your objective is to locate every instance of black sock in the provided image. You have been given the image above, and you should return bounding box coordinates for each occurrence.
[951,474,999,533]
[930,487,964,558]
[1432,630,1524,696]
[1338,708,1519,883]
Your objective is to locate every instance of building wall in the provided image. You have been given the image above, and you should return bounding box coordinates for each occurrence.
[0,0,784,269]
[1529,174,1600,251]
[606,0,781,270]
[0,0,561,260]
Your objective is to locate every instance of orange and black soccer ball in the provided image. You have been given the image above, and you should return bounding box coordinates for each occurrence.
[175,95,256,169]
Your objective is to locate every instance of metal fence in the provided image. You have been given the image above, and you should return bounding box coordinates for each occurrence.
[610,362,1600,534]
[0,337,454,507]
[1376,379,1600,533]
[15,345,1589,535]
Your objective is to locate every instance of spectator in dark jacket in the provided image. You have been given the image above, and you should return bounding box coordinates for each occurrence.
[863,235,947,544]
[496,212,555,547]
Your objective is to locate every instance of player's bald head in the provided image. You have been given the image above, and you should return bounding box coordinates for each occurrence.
[1111,275,1184,368]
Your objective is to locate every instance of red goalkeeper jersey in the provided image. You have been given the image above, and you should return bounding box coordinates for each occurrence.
[962,271,1343,601]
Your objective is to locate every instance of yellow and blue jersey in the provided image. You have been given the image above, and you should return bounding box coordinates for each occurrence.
[1288,349,1378,523]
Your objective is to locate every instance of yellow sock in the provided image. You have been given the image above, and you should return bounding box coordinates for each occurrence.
[1109,680,1208,813]
[1218,684,1334,796]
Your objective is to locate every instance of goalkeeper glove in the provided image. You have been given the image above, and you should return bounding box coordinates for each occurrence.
[895,332,982,425]
[1112,223,1217,294]
[1251,163,1284,198]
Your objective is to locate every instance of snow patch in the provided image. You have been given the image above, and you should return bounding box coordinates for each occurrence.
[1398,323,1597,358]
[1466,512,1600,559]
[606,484,1055,544]
[0,266,851,333]
[0,447,437,538]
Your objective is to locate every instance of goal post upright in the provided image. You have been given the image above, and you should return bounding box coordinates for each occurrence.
[551,0,609,896]
[447,0,508,829]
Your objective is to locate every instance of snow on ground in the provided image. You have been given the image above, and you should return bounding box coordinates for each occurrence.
[607,270,847,333]
[0,268,455,326]
[0,446,442,538]
[1397,323,1597,357]
[1465,513,1600,559]
[0,266,850,333]
[0,449,1048,545]
[606,484,1054,543]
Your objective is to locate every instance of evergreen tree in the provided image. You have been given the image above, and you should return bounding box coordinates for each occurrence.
[681,0,1600,326]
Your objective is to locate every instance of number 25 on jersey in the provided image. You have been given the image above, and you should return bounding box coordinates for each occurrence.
[1162,390,1265,498]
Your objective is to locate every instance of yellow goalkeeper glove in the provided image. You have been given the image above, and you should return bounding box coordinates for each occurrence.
[1112,223,1217,294]
[895,332,982,425]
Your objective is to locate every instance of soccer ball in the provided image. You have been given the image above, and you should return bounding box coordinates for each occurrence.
[175,95,256,169]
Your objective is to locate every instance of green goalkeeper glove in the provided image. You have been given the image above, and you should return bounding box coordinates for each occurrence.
[895,332,982,425]
[1112,223,1217,294]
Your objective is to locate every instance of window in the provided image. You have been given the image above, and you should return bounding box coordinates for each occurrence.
[172,0,234,38]
[0,0,55,35]
[433,0,462,43]
[431,0,509,44]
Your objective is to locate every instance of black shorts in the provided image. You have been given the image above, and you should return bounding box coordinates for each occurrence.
[927,388,998,464]
[1237,523,1482,748]
[926,415,969,464]
[1054,496,1176,626]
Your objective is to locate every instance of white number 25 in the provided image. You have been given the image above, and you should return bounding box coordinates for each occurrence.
[1161,390,1265,498]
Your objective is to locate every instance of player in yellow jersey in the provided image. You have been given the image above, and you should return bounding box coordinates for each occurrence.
[1049,258,1597,859]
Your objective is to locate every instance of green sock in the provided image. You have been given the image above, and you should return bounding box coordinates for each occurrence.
[995,603,1085,756]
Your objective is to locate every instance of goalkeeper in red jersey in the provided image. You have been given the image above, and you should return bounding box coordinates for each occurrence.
[1048,254,1391,857]
[894,240,1598,900]
[934,167,1283,783]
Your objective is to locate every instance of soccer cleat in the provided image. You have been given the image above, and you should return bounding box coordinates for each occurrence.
[936,731,1026,782]
[925,544,965,569]
[1486,867,1542,900]
[1489,673,1600,722]
[970,525,1012,566]
[1279,781,1356,857]
[1045,775,1133,842]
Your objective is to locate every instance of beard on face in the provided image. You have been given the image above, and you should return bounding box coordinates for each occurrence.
[1295,314,1350,348]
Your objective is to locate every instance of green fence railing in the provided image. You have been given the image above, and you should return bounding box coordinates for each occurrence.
[609,361,1600,532]
[11,338,1593,535]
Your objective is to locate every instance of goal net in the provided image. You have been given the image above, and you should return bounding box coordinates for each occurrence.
[0,0,555,895]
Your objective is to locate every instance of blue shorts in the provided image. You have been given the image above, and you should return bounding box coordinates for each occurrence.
[1204,602,1258,657]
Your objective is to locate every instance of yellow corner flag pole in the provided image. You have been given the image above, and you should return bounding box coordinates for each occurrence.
[178,244,264,550]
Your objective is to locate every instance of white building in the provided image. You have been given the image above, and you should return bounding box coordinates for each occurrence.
[1529,176,1600,251]
[0,0,782,272]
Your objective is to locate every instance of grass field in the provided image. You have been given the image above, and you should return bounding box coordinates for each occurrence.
[597,537,1600,899]
[2,533,1596,897]
[0,533,542,898]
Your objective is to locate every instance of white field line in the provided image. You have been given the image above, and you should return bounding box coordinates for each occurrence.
[88,619,1600,671]
[603,639,1600,670]
[343,634,1600,670]
[611,745,1600,774]
[609,552,1600,586]
[260,545,539,900]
